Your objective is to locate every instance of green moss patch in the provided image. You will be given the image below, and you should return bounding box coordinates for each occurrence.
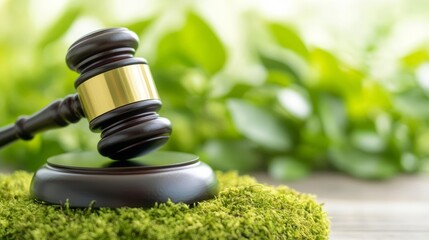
[0,171,329,239]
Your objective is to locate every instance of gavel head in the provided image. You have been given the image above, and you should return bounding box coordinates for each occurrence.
[66,28,172,160]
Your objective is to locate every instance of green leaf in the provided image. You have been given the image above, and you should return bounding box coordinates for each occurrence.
[317,94,347,141]
[156,12,226,75]
[400,152,419,173]
[401,48,428,68]
[416,130,429,157]
[330,146,398,180]
[200,140,262,172]
[155,31,191,72]
[268,23,308,59]
[309,48,363,95]
[265,70,294,87]
[269,156,310,181]
[164,111,198,152]
[242,85,278,105]
[181,13,226,74]
[260,55,301,81]
[394,90,429,118]
[227,99,292,151]
[350,130,386,154]
[226,83,253,98]
[38,5,81,48]
[309,48,340,84]
[277,88,312,120]
[124,18,154,36]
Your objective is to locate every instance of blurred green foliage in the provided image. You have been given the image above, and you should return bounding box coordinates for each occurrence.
[1,0,429,180]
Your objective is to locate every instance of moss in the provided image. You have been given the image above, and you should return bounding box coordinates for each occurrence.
[0,171,329,239]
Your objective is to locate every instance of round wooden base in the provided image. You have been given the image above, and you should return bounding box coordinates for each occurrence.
[30,151,218,208]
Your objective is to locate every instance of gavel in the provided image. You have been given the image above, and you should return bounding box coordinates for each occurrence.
[0,28,172,160]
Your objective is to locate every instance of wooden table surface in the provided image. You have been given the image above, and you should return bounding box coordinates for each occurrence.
[254,172,429,240]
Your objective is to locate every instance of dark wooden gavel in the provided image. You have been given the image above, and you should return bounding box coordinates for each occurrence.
[0,28,172,160]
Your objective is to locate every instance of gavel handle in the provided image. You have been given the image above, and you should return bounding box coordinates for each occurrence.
[0,94,85,148]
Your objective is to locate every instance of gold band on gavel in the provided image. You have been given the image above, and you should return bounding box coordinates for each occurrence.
[77,64,159,121]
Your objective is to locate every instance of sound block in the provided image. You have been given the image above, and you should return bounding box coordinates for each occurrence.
[30,151,218,208]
